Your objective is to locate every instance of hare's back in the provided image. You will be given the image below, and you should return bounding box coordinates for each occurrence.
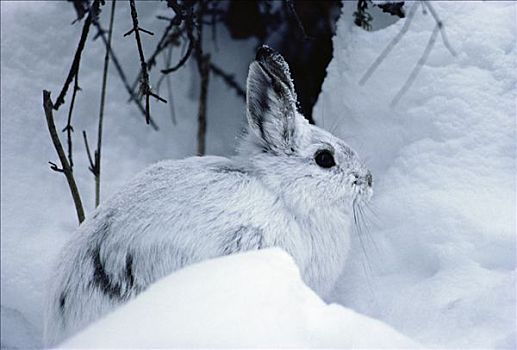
[104,156,271,249]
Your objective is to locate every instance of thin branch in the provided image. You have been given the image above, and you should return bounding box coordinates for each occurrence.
[127,0,166,125]
[421,1,457,57]
[197,53,210,156]
[123,26,154,37]
[164,60,177,124]
[54,0,99,110]
[155,46,177,124]
[146,15,182,69]
[161,38,193,74]
[390,24,440,107]
[194,3,209,156]
[93,0,116,207]
[62,74,81,168]
[210,62,245,100]
[82,131,96,175]
[48,162,64,173]
[161,0,196,75]
[90,13,159,130]
[43,90,85,224]
[359,2,419,86]
[130,8,187,93]
[285,0,310,40]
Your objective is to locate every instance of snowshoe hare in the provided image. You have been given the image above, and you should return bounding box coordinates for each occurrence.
[45,46,373,345]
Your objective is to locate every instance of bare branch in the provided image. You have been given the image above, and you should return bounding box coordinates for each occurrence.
[421,1,457,57]
[210,62,245,100]
[62,74,81,168]
[359,2,419,86]
[155,46,177,124]
[93,0,116,207]
[391,24,440,107]
[54,0,99,110]
[48,162,64,173]
[164,48,177,124]
[82,131,98,175]
[161,39,193,74]
[127,0,166,125]
[161,0,196,75]
[197,53,210,156]
[86,2,159,130]
[43,90,85,224]
[194,3,209,156]
[285,0,310,40]
[129,16,183,96]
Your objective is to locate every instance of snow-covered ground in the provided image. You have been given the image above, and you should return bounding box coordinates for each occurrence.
[1,1,515,349]
[315,1,516,348]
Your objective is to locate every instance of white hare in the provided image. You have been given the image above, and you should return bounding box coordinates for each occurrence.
[45,46,372,345]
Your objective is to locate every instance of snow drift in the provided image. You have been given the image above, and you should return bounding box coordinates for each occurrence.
[61,249,418,348]
[315,1,516,348]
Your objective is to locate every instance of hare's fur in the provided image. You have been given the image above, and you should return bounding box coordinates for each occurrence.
[45,47,372,345]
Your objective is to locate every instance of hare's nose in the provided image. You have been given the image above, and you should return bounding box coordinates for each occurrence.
[365,171,373,187]
[352,171,373,187]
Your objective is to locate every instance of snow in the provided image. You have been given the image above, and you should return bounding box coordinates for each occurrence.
[1,2,254,348]
[61,248,418,348]
[1,1,515,349]
[314,1,516,348]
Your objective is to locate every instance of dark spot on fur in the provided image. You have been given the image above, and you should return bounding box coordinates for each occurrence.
[212,165,248,175]
[91,246,122,300]
[125,254,134,289]
[223,226,264,255]
[59,292,66,314]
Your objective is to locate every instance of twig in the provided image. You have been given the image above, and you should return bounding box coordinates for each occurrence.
[390,24,440,107]
[127,0,159,125]
[421,1,457,57]
[197,53,210,156]
[359,2,419,86]
[162,0,196,75]
[210,62,245,100]
[62,74,81,168]
[82,131,97,175]
[43,90,85,224]
[156,45,177,124]
[129,22,184,97]
[146,16,182,69]
[285,0,310,40]
[54,0,99,110]
[93,0,116,207]
[90,14,159,130]
[194,3,209,156]
[161,39,193,74]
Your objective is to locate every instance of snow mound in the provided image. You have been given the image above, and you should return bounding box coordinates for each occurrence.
[61,249,418,348]
[315,2,516,349]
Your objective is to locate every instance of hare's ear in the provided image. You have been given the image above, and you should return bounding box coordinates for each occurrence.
[246,46,300,154]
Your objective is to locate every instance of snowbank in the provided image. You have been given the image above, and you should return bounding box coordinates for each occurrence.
[315,2,516,348]
[61,249,418,348]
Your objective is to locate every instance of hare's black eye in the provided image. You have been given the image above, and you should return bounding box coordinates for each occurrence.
[315,150,335,168]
